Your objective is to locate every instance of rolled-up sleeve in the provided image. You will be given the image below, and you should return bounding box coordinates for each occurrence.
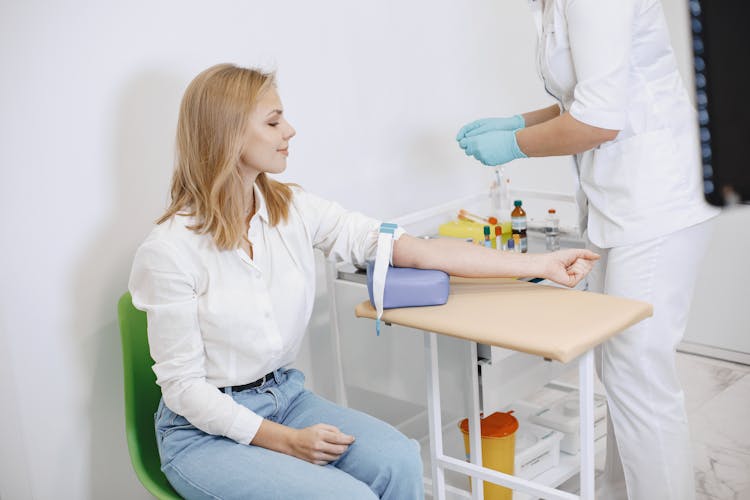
[128,239,263,444]
[566,0,635,130]
[293,189,404,266]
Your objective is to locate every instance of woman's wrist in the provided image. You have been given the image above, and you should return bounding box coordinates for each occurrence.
[503,252,546,279]
[528,253,550,279]
[280,427,298,455]
[253,419,296,455]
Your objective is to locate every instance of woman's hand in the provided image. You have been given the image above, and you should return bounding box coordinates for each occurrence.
[253,420,354,465]
[538,249,600,287]
[288,424,355,465]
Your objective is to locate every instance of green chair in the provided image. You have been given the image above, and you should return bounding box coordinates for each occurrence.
[118,292,182,500]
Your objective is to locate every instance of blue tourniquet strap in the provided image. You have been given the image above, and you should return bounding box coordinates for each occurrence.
[373,223,399,336]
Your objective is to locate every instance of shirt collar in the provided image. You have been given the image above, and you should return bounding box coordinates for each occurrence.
[253,182,269,223]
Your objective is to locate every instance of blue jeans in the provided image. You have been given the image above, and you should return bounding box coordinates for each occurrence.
[155,368,424,499]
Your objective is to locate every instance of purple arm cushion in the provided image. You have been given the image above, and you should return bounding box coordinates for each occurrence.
[366,261,450,310]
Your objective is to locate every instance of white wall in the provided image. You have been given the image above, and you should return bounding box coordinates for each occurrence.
[1,0,745,499]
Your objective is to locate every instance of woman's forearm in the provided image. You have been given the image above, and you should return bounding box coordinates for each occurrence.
[252,419,295,452]
[392,235,546,278]
[521,104,562,127]
[516,111,618,157]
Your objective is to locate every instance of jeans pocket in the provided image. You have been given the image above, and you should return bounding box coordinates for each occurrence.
[164,420,192,433]
[154,398,167,428]
[156,401,193,440]
[158,415,199,465]
[284,368,305,386]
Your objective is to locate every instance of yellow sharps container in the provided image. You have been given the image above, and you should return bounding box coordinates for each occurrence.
[458,411,519,500]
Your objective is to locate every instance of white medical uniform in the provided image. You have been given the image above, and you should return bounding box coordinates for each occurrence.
[529,0,719,498]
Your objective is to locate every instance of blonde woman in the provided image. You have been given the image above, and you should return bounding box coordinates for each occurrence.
[129,63,599,499]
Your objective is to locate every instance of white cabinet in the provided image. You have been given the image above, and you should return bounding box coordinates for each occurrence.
[680,207,750,365]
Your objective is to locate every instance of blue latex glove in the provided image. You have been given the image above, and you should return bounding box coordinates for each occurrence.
[458,129,527,166]
[455,115,525,141]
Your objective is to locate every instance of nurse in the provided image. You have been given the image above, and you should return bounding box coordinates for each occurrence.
[456,1,719,499]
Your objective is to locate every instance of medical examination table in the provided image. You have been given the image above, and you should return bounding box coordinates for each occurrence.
[354,276,652,500]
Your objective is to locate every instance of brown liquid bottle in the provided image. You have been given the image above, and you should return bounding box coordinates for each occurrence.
[511,200,528,253]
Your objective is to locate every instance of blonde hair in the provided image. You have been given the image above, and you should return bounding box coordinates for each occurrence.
[158,63,294,249]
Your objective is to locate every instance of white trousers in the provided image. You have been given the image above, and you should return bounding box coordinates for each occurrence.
[586,219,715,500]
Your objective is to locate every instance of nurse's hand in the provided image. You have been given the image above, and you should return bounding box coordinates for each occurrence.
[455,115,525,141]
[539,249,600,288]
[458,129,528,166]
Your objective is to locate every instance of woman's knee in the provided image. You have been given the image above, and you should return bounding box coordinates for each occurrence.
[305,472,378,500]
[341,420,424,497]
[389,437,423,475]
[373,435,423,493]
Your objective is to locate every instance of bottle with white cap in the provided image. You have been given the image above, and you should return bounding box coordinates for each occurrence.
[545,208,560,251]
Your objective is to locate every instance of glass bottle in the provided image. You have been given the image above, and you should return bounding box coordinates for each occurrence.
[545,208,560,251]
[511,200,527,253]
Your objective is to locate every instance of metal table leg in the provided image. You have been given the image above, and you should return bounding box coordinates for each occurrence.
[578,350,595,499]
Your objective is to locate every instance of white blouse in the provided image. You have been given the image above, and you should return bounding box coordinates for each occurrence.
[129,185,387,445]
[530,0,717,247]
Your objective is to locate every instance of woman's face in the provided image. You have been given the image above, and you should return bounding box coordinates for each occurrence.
[239,87,296,178]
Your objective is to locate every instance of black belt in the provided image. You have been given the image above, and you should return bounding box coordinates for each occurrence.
[222,371,275,393]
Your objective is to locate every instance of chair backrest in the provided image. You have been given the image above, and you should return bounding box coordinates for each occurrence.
[118,292,178,497]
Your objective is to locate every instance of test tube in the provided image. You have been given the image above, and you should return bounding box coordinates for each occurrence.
[495,225,503,251]
[459,209,498,225]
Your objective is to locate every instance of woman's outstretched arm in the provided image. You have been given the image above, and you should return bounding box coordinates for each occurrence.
[392,234,599,288]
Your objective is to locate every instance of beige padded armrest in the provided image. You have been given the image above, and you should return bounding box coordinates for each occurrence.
[355,277,653,363]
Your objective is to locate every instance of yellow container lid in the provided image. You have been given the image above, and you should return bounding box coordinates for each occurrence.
[459,411,519,439]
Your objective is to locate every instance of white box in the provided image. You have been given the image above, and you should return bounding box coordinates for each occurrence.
[530,392,607,455]
[514,421,564,480]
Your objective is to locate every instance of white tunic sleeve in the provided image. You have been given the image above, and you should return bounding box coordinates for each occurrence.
[128,239,263,445]
[565,0,636,130]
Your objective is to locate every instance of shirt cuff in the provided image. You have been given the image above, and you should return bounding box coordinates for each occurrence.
[390,226,406,266]
[225,406,264,445]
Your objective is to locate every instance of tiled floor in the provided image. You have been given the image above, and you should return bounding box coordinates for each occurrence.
[678,353,750,500]
[553,352,750,500]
